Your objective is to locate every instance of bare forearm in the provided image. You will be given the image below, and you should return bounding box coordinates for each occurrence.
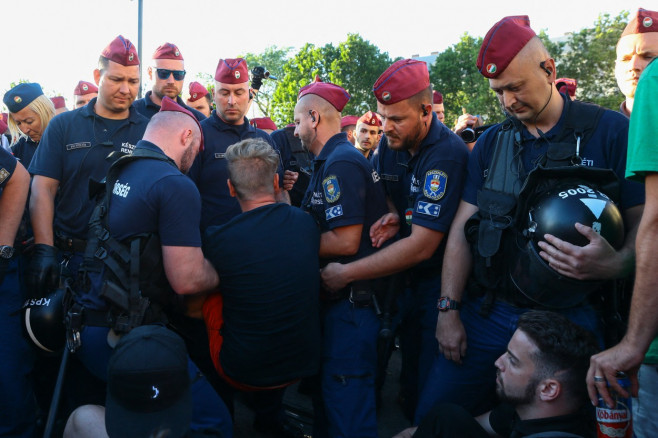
[440,229,472,301]
[30,177,57,245]
[0,164,29,245]
[319,224,362,259]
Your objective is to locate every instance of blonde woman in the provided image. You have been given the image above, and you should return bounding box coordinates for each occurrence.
[3,82,55,167]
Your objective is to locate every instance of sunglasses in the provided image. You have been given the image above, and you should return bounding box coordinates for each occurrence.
[155,68,186,81]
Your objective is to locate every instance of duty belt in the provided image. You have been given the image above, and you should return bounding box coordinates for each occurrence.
[55,233,87,253]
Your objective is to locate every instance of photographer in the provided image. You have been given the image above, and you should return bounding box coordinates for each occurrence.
[453,109,484,151]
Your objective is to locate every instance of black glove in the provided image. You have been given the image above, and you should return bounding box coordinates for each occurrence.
[25,244,60,299]
[0,258,9,286]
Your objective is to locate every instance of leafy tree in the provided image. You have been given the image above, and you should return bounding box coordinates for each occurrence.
[329,34,393,116]
[429,34,501,128]
[270,43,340,126]
[241,45,292,117]
[557,11,629,109]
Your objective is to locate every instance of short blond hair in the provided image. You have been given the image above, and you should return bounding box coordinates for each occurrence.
[225,138,280,200]
[7,94,55,146]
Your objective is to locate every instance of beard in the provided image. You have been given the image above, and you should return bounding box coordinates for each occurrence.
[180,143,198,174]
[496,371,538,407]
[385,120,424,152]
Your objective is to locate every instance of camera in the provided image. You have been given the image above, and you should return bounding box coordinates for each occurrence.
[460,124,493,143]
[250,66,275,91]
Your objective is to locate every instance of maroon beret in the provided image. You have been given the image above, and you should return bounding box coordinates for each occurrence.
[153,42,184,60]
[432,91,443,104]
[340,115,359,129]
[74,81,98,96]
[358,111,382,127]
[249,117,278,131]
[477,16,536,79]
[621,9,658,37]
[50,96,66,109]
[159,96,204,151]
[1,113,7,124]
[188,82,209,102]
[101,35,140,66]
[0,118,7,135]
[555,77,577,97]
[214,58,248,84]
[373,59,430,105]
[298,82,350,112]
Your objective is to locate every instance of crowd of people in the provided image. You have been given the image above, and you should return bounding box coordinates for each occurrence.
[0,8,657,438]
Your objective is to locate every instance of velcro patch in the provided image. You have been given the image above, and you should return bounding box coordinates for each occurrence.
[416,201,441,217]
[325,204,343,220]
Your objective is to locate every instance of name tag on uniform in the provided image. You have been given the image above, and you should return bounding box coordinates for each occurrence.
[416,201,440,217]
[380,173,398,182]
[325,205,343,220]
[66,142,92,151]
[214,153,225,159]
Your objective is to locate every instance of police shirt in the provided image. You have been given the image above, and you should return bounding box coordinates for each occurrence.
[302,132,388,263]
[10,136,38,169]
[133,91,206,121]
[188,111,282,229]
[0,147,17,191]
[375,113,469,270]
[28,98,148,239]
[463,94,645,212]
[108,140,202,246]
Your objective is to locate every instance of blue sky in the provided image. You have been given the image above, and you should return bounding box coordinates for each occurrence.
[1,0,643,113]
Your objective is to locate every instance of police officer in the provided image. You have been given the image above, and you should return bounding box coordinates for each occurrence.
[186,81,213,118]
[431,91,445,123]
[76,97,232,436]
[615,8,658,118]
[414,16,644,422]
[4,83,55,169]
[133,42,206,121]
[353,110,381,160]
[73,80,98,109]
[28,35,148,302]
[271,123,312,207]
[250,116,277,134]
[296,81,389,437]
[321,59,469,420]
[188,57,288,230]
[0,149,33,437]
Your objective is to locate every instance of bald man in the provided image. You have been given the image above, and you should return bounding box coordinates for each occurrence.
[295,82,389,437]
[414,15,644,423]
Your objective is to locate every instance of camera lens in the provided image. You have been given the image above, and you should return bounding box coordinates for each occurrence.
[460,127,476,143]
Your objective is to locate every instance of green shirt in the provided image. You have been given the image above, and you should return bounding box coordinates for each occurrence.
[625,57,658,364]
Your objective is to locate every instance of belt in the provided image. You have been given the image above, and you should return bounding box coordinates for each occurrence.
[55,233,87,253]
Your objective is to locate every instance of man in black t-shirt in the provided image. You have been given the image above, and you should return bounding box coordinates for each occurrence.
[394,311,599,438]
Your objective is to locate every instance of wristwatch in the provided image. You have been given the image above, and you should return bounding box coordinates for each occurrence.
[437,296,461,311]
[0,245,15,259]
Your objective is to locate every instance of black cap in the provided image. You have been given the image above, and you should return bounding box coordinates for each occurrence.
[105,325,192,438]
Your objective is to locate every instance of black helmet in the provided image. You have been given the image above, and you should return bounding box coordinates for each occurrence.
[509,183,624,308]
[23,288,66,353]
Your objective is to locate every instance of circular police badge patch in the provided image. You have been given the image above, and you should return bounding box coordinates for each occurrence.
[382,91,391,102]
[486,63,497,75]
[129,52,134,61]
[192,93,197,99]
[175,50,180,57]
[322,175,341,203]
[235,71,241,79]
[82,84,89,91]
[423,170,448,201]
[644,17,653,28]
[14,96,22,104]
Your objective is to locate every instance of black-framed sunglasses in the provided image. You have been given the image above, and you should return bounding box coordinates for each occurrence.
[155,68,186,81]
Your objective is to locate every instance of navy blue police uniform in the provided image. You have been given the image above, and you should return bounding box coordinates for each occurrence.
[302,132,388,438]
[415,94,646,422]
[374,112,469,419]
[0,149,37,438]
[75,140,233,436]
[11,136,39,169]
[188,111,283,229]
[133,90,207,121]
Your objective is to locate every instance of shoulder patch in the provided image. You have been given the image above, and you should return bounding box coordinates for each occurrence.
[416,201,441,217]
[423,170,447,201]
[0,168,9,184]
[325,205,343,220]
[323,175,341,203]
